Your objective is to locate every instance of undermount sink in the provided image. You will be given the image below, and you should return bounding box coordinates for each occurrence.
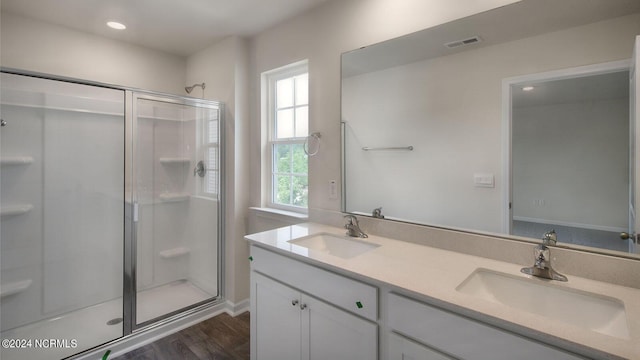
[288,233,380,259]
[456,269,629,339]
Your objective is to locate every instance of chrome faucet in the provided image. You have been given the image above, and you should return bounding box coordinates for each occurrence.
[521,243,567,282]
[542,229,557,245]
[372,207,384,219]
[344,215,368,238]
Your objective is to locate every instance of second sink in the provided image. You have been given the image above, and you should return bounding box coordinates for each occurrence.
[456,268,629,339]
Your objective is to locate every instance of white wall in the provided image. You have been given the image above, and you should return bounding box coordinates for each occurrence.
[513,98,629,231]
[1,12,186,94]
[255,7,640,234]
[249,0,520,218]
[343,60,502,231]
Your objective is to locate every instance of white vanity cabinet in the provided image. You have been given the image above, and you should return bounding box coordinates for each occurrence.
[250,245,378,360]
[388,332,455,360]
[246,224,638,360]
[387,293,588,360]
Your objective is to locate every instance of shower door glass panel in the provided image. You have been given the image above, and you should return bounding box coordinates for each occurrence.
[134,95,220,326]
[0,73,125,360]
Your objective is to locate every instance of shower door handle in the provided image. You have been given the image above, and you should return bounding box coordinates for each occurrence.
[133,202,139,223]
[194,160,206,177]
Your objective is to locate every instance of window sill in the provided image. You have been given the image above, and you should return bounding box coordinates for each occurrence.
[249,207,309,222]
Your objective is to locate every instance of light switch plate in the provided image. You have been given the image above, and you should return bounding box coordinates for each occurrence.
[329,180,338,199]
[473,173,495,188]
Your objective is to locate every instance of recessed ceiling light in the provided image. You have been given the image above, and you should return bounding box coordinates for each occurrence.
[522,86,535,91]
[107,21,126,30]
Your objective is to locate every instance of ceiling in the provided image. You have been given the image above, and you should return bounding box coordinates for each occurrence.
[0,0,329,56]
[342,0,640,77]
[512,71,630,108]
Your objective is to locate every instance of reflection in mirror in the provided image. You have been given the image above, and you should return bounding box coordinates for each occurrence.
[511,71,630,253]
[341,0,640,257]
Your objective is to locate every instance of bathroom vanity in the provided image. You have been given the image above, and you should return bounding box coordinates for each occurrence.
[246,223,639,360]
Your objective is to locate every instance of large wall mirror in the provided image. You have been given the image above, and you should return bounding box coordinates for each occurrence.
[341,0,640,258]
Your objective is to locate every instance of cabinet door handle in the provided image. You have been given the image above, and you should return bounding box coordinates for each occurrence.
[292,299,299,306]
[300,303,307,310]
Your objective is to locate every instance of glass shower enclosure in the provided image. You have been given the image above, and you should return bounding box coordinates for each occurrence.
[0,72,223,360]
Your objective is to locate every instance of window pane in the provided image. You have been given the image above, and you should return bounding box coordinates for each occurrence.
[207,170,218,194]
[291,144,308,174]
[208,120,218,143]
[295,74,308,105]
[208,147,218,170]
[295,106,308,138]
[276,109,294,139]
[276,78,294,108]
[275,175,292,205]
[292,175,308,207]
[206,147,218,194]
[274,144,291,173]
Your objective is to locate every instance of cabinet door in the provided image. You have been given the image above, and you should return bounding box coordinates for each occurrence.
[253,273,301,360]
[388,293,587,360]
[302,294,377,360]
[388,333,455,360]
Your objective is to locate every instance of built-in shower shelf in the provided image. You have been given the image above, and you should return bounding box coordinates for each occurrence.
[159,247,191,259]
[158,193,190,202]
[1,204,34,217]
[159,157,191,164]
[1,279,33,298]
[1,156,34,166]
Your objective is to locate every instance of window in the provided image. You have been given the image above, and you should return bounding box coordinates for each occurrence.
[201,106,220,198]
[264,62,309,211]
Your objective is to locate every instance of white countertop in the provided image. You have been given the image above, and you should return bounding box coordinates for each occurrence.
[245,222,640,360]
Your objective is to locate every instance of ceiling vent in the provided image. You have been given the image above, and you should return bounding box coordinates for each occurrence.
[444,36,482,49]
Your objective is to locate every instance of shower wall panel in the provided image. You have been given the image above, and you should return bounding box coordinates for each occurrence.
[136,100,196,292]
[0,73,124,335]
[133,95,221,326]
[42,108,124,314]
[1,86,45,331]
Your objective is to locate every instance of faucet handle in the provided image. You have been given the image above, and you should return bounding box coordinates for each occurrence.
[372,207,384,219]
[344,214,357,225]
[542,229,557,245]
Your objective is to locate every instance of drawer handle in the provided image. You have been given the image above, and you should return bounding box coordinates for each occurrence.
[292,299,299,306]
[300,303,307,310]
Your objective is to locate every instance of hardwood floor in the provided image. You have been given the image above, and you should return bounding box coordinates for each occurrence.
[112,312,250,360]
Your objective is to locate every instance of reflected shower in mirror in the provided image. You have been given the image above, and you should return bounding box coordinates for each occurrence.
[341,0,640,257]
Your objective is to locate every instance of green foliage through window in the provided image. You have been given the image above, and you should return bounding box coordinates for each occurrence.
[273,144,308,207]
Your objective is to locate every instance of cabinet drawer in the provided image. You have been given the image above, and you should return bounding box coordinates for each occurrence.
[251,245,377,321]
[387,293,586,360]
[388,332,454,360]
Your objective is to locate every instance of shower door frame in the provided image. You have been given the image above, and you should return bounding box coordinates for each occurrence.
[1,68,225,349]
[126,90,225,333]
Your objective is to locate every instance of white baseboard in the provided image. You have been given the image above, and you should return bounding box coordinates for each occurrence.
[73,298,249,360]
[226,298,250,316]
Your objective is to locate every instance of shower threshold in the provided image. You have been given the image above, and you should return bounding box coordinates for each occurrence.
[136,279,214,324]
[0,280,215,360]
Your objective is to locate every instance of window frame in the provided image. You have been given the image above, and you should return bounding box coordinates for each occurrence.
[263,61,309,213]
